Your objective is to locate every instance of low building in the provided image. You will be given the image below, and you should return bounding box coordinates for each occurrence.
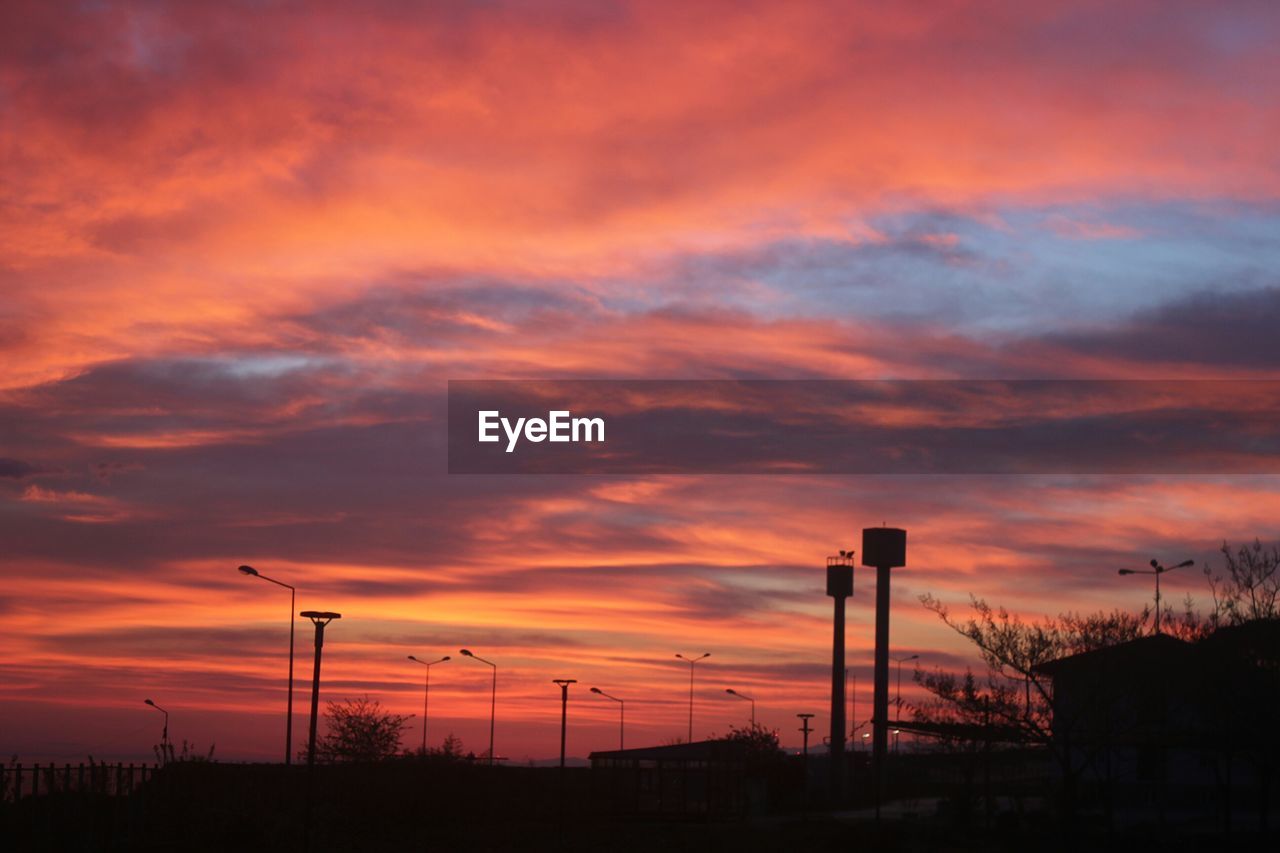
[588,740,748,819]
[1033,620,1280,827]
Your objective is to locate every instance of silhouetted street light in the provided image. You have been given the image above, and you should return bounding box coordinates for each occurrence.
[460,649,497,765]
[144,699,169,759]
[797,713,814,757]
[301,611,341,767]
[1118,558,1194,634]
[894,654,918,752]
[552,679,576,769]
[238,564,297,765]
[725,688,755,728]
[590,687,625,750]
[407,654,450,753]
[675,653,710,742]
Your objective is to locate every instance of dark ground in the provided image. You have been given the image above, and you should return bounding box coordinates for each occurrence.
[2,762,1274,852]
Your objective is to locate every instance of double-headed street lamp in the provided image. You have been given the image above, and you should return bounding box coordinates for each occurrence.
[725,688,755,728]
[144,698,169,759]
[460,649,497,765]
[301,610,341,767]
[675,652,710,742]
[237,564,297,764]
[407,655,450,752]
[590,687,625,750]
[1118,558,1194,635]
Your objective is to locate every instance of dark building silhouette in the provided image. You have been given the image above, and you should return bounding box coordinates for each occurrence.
[589,740,749,818]
[1034,619,1279,830]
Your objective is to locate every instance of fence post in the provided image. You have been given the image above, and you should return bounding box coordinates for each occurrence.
[78,762,85,792]
[116,763,123,796]
[16,763,23,799]
[65,763,71,792]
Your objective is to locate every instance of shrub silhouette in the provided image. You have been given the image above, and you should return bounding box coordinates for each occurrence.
[313,695,411,763]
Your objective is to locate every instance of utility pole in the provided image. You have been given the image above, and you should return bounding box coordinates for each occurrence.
[797,713,814,757]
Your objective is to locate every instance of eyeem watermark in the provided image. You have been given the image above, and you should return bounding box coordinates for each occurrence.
[478,410,605,453]
[449,379,1280,474]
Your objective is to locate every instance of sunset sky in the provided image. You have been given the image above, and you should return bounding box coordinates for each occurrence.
[3,1,1280,763]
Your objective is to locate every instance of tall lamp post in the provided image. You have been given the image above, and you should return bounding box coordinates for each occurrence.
[238,565,297,765]
[144,699,169,761]
[460,649,497,765]
[590,687,625,750]
[301,611,341,767]
[1118,558,1193,635]
[407,654,450,752]
[894,654,918,752]
[552,679,576,769]
[675,653,710,742]
[725,688,755,728]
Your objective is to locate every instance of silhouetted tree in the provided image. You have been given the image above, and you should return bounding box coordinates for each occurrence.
[916,594,1147,744]
[914,594,1155,819]
[437,732,464,759]
[1206,539,1280,626]
[314,695,410,763]
[718,722,784,762]
[918,543,1280,828]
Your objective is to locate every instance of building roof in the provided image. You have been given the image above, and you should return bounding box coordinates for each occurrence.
[589,739,747,762]
[1032,632,1193,677]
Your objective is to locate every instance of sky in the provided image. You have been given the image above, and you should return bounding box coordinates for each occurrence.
[2,0,1279,763]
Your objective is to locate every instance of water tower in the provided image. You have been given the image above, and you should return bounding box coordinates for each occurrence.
[863,526,906,815]
[826,550,854,798]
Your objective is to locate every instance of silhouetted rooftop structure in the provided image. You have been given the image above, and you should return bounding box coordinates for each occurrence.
[589,740,748,818]
[1031,619,1279,829]
[590,740,747,763]
[1032,632,1193,678]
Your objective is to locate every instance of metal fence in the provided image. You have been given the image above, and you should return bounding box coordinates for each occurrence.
[1,762,159,803]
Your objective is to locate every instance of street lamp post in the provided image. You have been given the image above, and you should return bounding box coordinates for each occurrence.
[590,688,625,750]
[894,654,918,752]
[144,699,169,761]
[797,713,814,757]
[407,655,450,752]
[238,565,297,765]
[301,611,341,767]
[460,649,497,765]
[552,679,576,769]
[725,688,755,728]
[675,653,710,742]
[1118,558,1194,635]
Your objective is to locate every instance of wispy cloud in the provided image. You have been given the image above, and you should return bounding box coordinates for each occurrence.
[2,0,1278,760]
